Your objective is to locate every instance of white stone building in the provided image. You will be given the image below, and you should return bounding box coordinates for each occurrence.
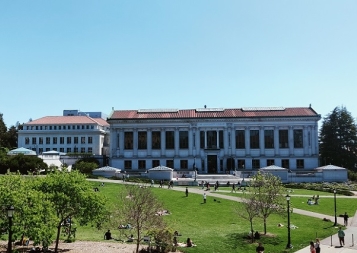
[18,110,110,156]
[107,106,321,173]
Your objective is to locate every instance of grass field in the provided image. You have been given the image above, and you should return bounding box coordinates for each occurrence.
[70,182,351,253]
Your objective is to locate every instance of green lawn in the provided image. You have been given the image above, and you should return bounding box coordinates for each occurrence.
[71,182,349,253]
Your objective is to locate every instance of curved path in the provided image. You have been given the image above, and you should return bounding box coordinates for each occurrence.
[90,179,357,252]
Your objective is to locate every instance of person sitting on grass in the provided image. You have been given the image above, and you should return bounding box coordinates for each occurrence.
[104,229,112,240]
[127,234,134,242]
[186,237,193,247]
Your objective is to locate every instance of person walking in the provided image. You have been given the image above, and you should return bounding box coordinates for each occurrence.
[231,183,236,193]
[203,193,206,203]
[185,187,188,197]
[309,241,316,253]
[315,238,320,253]
[338,227,345,247]
[343,212,349,226]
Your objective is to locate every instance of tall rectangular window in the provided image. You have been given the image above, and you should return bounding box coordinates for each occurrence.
[219,130,224,148]
[124,160,132,170]
[267,159,275,166]
[179,131,188,149]
[60,137,64,144]
[81,147,85,153]
[264,130,274,149]
[32,137,37,144]
[39,137,43,145]
[236,130,245,149]
[39,148,43,154]
[165,131,174,149]
[282,159,290,169]
[200,131,205,148]
[74,137,78,144]
[138,160,146,169]
[88,147,92,153]
[60,148,64,152]
[207,131,217,149]
[67,148,71,153]
[67,137,71,144]
[124,132,133,149]
[279,130,289,148]
[74,147,78,153]
[297,159,304,169]
[46,137,50,144]
[252,159,260,169]
[238,159,245,169]
[25,138,30,145]
[152,131,161,149]
[250,130,259,149]
[294,129,303,148]
[166,160,174,168]
[88,137,93,144]
[53,137,57,144]
[81,137,86,144]
[180,160,188,169]
[138,131,147,149]
[152,160,160,168]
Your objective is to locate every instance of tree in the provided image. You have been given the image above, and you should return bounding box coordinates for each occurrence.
[0,173,57,247]
[319,106,357,171]
[235,194,260,243]
[113,184,166,253]
[74,161,98,174]
[250,172,285,234]
[34,171,107,253]
[0,113,8,148]
[1,154,48,174]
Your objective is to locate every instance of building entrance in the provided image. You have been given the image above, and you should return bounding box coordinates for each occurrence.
[207,155,217,174]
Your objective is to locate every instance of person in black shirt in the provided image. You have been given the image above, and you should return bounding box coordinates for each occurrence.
[344,212,349,226]
[104,230,112,240]
[256,242,264,253]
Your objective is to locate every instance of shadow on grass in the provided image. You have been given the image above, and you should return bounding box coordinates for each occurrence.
[224,232,284,251]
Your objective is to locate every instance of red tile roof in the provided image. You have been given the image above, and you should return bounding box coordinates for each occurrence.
[25,116,109,126]
[108,107,319,120]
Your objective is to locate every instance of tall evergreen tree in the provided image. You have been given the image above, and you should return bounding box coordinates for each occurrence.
[319,106,357,171]
[0,113,7,148]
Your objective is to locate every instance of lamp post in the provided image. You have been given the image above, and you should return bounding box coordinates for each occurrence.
[7,206,15,253]
[286,195,292,249]
[334,189,337,226]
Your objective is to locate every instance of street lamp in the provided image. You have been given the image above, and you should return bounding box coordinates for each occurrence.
[286,195,292,249]
[333,189,337,226]
[7,206,15,253]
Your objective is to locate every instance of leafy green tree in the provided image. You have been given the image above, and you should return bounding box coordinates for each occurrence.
[250,172,285,234]
[319,106,357,171]
[0,113,8,148]
[2,154,48,174]
[34,171,107,253]
[0,173,57,247]
[112,184,166,253]
[5,125,18,149]
[74,161,98,174]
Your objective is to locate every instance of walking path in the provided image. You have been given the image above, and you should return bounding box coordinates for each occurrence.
[90,179,357,252]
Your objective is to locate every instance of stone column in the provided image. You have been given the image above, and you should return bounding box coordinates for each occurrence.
[274,127,279,156]
[303,126,308,155]
[289,126,294,155]
[245,127,250,155]
[189,127,193,156]
[119,129,124,157]
[260,126,264,154]
[224,127,229,153]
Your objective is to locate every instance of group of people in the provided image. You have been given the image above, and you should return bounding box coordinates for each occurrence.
[307,195,320,205]
[309,238,321,253]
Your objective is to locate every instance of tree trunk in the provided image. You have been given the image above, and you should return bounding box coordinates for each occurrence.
[54,223,62,253]
[250,221,254,243]
[263,217,267,234]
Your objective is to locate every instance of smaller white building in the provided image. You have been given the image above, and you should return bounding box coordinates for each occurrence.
[148,166,174,180]
[315,165,348,183]
[92,166,121,178]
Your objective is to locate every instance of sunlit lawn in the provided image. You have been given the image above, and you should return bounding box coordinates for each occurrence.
[72,182,346,253]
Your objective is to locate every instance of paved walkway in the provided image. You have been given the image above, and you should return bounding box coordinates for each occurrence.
[90,179,357,252]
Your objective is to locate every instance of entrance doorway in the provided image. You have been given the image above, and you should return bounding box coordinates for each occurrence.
[207,155,217,174]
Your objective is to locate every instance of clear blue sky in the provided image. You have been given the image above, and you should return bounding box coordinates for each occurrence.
[1,1,356,128]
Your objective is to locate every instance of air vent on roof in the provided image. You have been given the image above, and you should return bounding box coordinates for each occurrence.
[241,107,285,111]
[137,109,179,113]
[196,108,224,112]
